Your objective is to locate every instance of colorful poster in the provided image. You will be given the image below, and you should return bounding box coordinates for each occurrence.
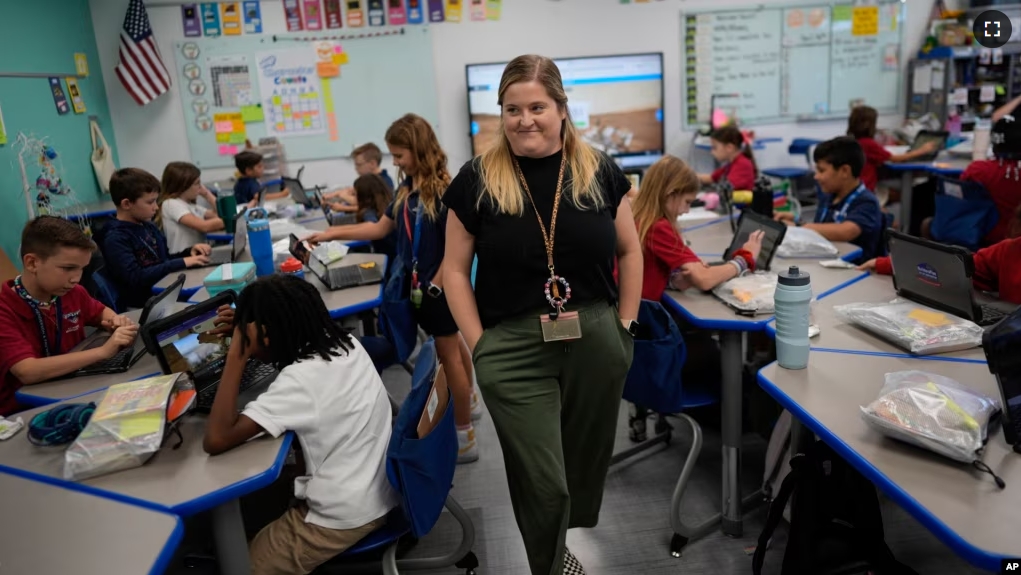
[182,4,202,36]
[367,0,384,26]
[485,0,500,20]
[445,0,461,23]
[220,2,242,35]
[346,0,364,27]
[427,0,444,22]
[324,0,342,28]
[65,77,86,114]
[407,0,423,23]
[283,0,304,30]
[74,53,90,76]
[257,49,325,138]
[200,3,222,36]
[388,0,407,25]
[243,1,263,33]
[48,78,70,115]
[469,0,484,21]
[303,0,323,30]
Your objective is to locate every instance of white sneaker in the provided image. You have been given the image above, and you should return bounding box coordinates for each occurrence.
[470,388,483,421]
[457,426,479,464]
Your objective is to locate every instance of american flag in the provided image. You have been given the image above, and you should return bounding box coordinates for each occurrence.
[115,0,171,105]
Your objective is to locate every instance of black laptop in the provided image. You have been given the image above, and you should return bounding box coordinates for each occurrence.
[69,274,186,377]
[888,230,1018,326]
[711,210,788,271]
[314,189,357,226]
[909,130,949,162]
[142,291,277,412]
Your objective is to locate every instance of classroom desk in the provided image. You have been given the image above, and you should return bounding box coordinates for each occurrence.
[0,391,292,575]
[884,152,970,231]
[757,353,1020,571]
[0,472,184,575]
[188,253,387,319]
[765,272,988,363]
[662,262,866,537]
[681,216,863,262]
[14,302,190,407]
[65,199,117,221]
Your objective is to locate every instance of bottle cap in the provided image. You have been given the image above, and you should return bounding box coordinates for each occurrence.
[778,265,811,286]
[280,257,303,273]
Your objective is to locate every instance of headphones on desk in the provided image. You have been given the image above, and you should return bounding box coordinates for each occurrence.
[27,403,96,446]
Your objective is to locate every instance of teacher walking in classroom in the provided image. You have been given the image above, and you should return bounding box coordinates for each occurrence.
[442,54,642,575]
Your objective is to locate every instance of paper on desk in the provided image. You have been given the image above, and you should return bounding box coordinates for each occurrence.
[979,85,996,103]
[677,208,721,223]
[912,64,932,95]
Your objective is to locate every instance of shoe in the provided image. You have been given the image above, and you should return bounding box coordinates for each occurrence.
[470,387,483,421]
[628,403,648,443]
[457,426,479,464]
[563,548,586,575]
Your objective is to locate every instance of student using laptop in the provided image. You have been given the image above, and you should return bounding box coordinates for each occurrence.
[847,105,940,192]
[202,275,397,574]
[859,204,1021,305]
[774,137,885,263]
[157,161,224,254]
[97,168,211,309]
[322,142,396,212]
[0,217,137,416]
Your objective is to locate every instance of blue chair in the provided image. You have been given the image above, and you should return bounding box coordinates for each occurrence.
[89,268,121,313]
[318,339,478,575]
[929,176,999,251]
[609,300,730,559]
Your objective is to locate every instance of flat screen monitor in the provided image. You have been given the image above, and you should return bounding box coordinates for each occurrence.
[466,53,665,163]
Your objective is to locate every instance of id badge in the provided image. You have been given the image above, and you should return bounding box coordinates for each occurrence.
[540,311,582,342]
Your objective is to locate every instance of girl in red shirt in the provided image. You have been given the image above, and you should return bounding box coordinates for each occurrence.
[698,126,758,191]
[952,114,1021,245]
[847,106,939,192]
[859,204,1021,304]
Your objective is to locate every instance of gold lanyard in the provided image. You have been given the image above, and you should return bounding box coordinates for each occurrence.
[513,153,571,315]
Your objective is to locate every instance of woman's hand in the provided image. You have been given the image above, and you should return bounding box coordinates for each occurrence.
[191,243,212,257]
[856,258,877,272]
[741,230,764,263]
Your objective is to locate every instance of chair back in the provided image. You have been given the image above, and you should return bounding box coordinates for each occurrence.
[386,339,457,538]
[622,300,688,413]
[930,176,999,251]
[89,269,121,312]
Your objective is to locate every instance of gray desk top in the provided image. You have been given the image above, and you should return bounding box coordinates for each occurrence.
[15,304,189,405]
[0,472,182,575]
[682,219,860,260]
[804,273,987,362]
[664,261,865,329]
[0,391,290,516]
[759,355,1020,566]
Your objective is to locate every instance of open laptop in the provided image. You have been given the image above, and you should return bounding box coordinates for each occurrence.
[207,215,248,266]
[69,274,186,377]
[910,130,949,162]
[710,210,787,271]
[314,189,358,226]
[289,233,384,290]
[888,230,1018,326]
[143,291,277,413]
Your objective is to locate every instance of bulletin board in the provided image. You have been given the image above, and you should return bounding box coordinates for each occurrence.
[172,27,438,169]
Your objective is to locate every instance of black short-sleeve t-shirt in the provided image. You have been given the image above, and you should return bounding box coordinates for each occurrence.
[442,150,632,329]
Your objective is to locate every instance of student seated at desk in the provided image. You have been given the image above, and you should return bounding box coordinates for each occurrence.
[352,174,397,259]
[202,275,398,575]
[0,217,137,416]
[233,151,290,208]
[323,142,396,212]
[97,169,212,309]
[860,203,1021,304]
[697,126,757,191]
[847,106,940,192]
[775,137,884,263]
[158,162,224,254]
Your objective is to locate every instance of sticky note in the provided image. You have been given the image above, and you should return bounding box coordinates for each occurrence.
[228,132,247,144]
[241,104,264,122]
[216,132,231,143]
[117,415,163,438]
[852,6,878,36]
[832,5,852,22]
[335,52,349,65]
[908,308,952,327]
[272,95,282,105]
[317,61,339,77]
[218,144,239,155]
[996,85,1006,96]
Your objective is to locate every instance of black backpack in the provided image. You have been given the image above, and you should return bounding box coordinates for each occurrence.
[752,441,919,575]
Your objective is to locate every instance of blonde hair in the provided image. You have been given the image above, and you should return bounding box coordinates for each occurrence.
[630,155,699,246]
[476,54,604,215]
[157,161,201,228]
[385,114,450,220]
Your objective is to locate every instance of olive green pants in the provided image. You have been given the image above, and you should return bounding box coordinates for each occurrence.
[472,302,634,575]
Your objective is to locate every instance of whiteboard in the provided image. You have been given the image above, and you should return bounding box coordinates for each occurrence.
[683,1,904,127]
[172,27,438,169]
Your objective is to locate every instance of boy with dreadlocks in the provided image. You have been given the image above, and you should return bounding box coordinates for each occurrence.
[202,275,397,575]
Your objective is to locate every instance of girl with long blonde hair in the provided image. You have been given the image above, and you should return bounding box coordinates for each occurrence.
[157,161,224,254]
[307,114,482,463]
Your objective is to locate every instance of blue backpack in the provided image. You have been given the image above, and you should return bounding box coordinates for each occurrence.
[622,300,687,414]
[930,177,999,251]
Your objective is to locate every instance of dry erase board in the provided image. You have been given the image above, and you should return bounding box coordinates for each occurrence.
[172,27,438,168]
[683,1,905,127]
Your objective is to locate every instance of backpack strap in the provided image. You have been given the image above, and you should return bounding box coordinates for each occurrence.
[752,452,806,575]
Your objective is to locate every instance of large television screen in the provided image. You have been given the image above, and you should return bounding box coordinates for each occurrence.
[466,53,665,161]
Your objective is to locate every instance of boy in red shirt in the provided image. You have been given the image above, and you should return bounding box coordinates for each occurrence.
[847,106,939,192]
[0,217,138,415]
[698,126,758,191]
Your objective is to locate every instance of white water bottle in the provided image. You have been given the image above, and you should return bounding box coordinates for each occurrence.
[774,266,812,370]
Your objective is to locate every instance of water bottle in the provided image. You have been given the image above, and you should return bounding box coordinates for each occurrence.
[280,257,304,280]
[774,266,812,370]
[247,214,275,277]
[973,119,992,161]
[216,187,237,234]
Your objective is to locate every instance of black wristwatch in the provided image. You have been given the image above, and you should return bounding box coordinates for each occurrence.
[624,319,639,337]
[426,284,443,298]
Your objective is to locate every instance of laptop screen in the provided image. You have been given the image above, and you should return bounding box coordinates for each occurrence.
[724,211,786,271]
[888,232,976,319]
[152,307,229,375]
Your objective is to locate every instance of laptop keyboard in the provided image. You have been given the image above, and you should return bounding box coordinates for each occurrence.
[81,347,133,372]
[331,266,364,287]
[980,305,1008,325]
[195,358,276,409]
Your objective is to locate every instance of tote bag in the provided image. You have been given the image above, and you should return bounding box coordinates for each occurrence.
[378,202,421,364]
[90,120,116,194]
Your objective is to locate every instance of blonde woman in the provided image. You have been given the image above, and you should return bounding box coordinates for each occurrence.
[442,55,642,575]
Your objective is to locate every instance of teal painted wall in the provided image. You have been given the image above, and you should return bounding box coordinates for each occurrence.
[0,0,119,269]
